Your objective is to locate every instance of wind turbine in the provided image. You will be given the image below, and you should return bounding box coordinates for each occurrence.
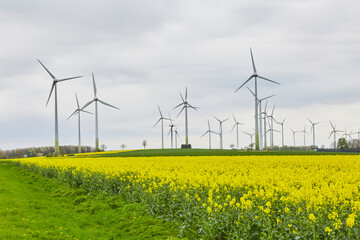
[38,60,83,156]
[290,129,298,147]
[343,129,353,142]
[154,106,171,149]
[276,118,286,147]
[243,131,255,150]
[174,87,198,148]
[329,121,343,150]
[174,129,180,149]
[67,93,93,153]
[167,115,175,149]
[262,101,269,148]
[299,125,309,146]
[82,73,119,151]
[231,114,244,149]
[308,118,320,147]
[201,120,219,149]
[247,87,275,150]
[266,105,276,148]
[234,48,280,151]
[214,116,229,149]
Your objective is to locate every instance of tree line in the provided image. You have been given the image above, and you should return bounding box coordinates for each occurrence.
[0,145,94,159]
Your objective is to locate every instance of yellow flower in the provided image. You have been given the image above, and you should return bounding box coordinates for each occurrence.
[265,201,271,208]
[325,227,332,235]
[346,213,356,228]
[309,214,316,222]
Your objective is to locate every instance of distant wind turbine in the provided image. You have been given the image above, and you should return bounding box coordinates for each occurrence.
[38,60,83,156]
[214,116,229,149]
[290,128,298,147]
[299,125,309,146]
[82,73,119,151]
[243,131,255,150]
[234,48,280,151]
[276,118,286,147]
[266,105,276,148]
[247,87,274,150]
[329,121,343,150]
[308,118,320,147]
[201,120,219,149]
[174,87,198,148]
[154,106,171,149]
[167,115,175,149]
[67,93,93,153]
[231,114,244,149]
[174,129,180,149]
[343,129,353,142]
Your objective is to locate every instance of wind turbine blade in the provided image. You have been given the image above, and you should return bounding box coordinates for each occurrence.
[271,105,275,116]
[185,87,188,101]
[257,75,280,85]
[81,99,95,110]
[232,113,237,123]
[67,109,79,120]
[234,75,254,93]
[328,132,334,139]
[201,131,209,138]
[98,99,119,110]
[261,94,275,101]
[92,73,97,98]
[264,100,268,113]
[38,60,55,79]
[223,118,230,123]
[176,106,185,118]
[329,121,335,130]
[188,104,198,110]
[247,87,256,99]
[153,118,162,128]
[158,105,163,118]
[57,76,83,82]
[250,48,257,73]
[208,119,211,130]
[80,109,94,115]
[243,131,251,136]
[213,116,221,123]
[180,92,185,103]
[231,123,236,132]
[46,82,56,106]
[75,93,80,109]
[174,102,183,109]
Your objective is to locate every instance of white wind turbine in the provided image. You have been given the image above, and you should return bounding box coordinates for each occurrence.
[174,129,180,149]
[201,120,219,149]
[247,87,275,150]
[262,101,269,148]
[308,118,320,147]
[276,118,286,147]
[214,116,229,150]
[343,129,353,142]
[82,73,119,151]
[299,125,309,146]
[167,115,175,149]
[266,105,276,148]
[234,48,280,151]
[329,121,343,150]
[154,106,171,149]
[231,114,244,150]
[67,93,93,153]
[38,60,83,156]
[290,128,299,147]
[243,131,255,150]
[174,87,198,148]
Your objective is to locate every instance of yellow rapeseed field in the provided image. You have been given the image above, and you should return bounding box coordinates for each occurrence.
[9,155,360,239]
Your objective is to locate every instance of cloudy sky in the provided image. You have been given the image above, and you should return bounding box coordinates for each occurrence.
[1,0,360,150]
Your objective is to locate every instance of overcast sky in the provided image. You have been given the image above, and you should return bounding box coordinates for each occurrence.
[1,0,360,151]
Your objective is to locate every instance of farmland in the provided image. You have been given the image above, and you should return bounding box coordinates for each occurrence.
[2,151,360,239]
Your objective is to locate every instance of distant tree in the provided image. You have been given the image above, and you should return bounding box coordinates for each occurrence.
[25,148,36,157]
[101,144,107,151]
[0,149,8,159]
[337,138,349,150]
[142,140,147,149]
[230,144,235,150]
[121,144,126,150]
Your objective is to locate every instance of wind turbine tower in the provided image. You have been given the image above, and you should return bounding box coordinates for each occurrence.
[168,114,175,149]
[174,87,198,148]
[329,121,343,150]
[154,106,171,149]
[231,114,244,149]
[38,60,83,156]
[300,125,309,146]
[234,48,280,151]
[290,129,298,147]
[247,87,274,150]
[214,116,229,149]
[67,93,93,153]
[201,120,219,149]
[308,118,320,147]
[82,73,119,151]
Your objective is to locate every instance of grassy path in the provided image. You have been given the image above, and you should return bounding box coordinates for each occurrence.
[0,161,179,240]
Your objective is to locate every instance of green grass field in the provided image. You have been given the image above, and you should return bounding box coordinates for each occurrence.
[75,148,358,158]
[0,161,180,240]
